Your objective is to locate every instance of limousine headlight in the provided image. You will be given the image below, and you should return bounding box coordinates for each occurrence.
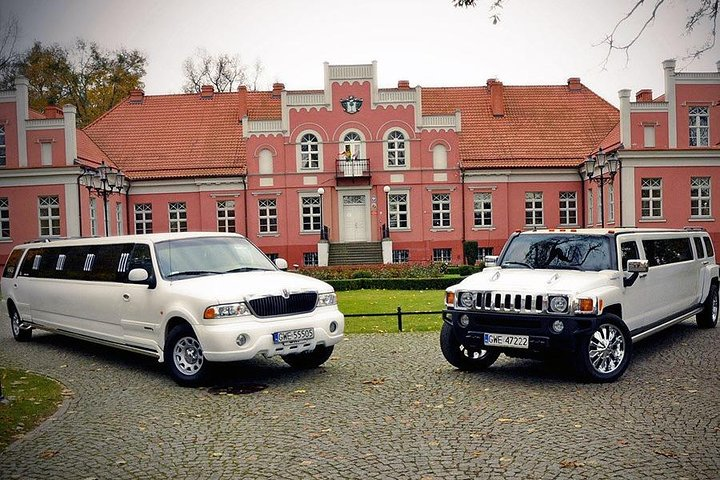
[203,302,251,319]
[316,292,337,307]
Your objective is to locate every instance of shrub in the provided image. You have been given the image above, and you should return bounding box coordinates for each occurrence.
[463,240,479,265]
[327,277,461,291]
[297,263,444,281]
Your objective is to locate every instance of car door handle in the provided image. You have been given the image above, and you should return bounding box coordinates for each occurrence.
[122,293,130,302]
[702,261,710,265]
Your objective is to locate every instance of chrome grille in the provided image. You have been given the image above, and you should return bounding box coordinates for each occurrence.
[248,292,318,317]
[474,291,544,313]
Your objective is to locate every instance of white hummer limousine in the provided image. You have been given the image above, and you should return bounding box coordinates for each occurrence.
[2,232,344,385]
[442,228,718,382]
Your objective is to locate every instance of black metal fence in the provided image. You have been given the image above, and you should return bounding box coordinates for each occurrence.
[344,307,444,332]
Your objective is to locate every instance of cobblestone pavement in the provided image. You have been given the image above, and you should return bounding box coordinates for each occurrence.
[0,317,718,479]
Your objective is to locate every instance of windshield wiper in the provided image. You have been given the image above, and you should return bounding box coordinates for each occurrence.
[166,270,220,278]
[223,267,271,273]
[501,261,534,269]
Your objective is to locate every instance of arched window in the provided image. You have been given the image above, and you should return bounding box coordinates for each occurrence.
[432,144,447,170]
[300,133,320,169]
[387,130,406,167]
[343,132,362,158]
[258,149,273,175]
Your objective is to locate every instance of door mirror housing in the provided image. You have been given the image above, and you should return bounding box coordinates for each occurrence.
[274,258,289,271]
[626,259,649,273]
[484,255,499,267]
[128,268,156,288]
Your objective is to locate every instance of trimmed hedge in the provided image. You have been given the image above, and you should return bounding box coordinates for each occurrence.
[327,277,462,291]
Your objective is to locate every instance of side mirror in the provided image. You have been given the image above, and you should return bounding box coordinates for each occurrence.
[626,259,648,273]
[624,259,648,287]
[484,255,498,267]
[274,258,289,271]
[128,268,156,288]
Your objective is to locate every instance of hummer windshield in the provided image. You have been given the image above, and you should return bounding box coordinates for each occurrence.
[499,234,614,272]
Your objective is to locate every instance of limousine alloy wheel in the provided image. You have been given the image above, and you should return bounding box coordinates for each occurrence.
[697,284,719,329]
[440,322,500,371]
[577,314,632,383]
[9,307,32,342]
[164,324,207,386]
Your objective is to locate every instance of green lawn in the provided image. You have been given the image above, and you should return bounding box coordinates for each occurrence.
[337,289,447,333]
[0,368,65,449]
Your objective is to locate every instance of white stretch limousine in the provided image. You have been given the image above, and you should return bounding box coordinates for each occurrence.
[2,232,344,385]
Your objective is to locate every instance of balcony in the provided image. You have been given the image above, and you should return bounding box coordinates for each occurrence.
[335,158,371,184]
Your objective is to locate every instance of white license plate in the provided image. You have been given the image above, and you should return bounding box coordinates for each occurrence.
[483,333,529,349]
[273,328,314,344]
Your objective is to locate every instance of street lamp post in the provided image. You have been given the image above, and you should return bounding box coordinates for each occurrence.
[584,148,620,228]
[383,186,391,239]
[80,162,128,236]
[317,187,325,240]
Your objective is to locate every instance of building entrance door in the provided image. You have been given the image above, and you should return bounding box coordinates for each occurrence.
[341,193,369,242]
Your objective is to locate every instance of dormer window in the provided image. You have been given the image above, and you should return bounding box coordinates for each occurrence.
[689,106,709,147]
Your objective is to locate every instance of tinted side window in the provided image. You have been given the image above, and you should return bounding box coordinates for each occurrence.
[693,237,705,259]
[642,238,693,267]
[18,249,43,277]
[620,241,640,271]
[703,237,715,257]
[92,244,134,282]
[3,249,25,278]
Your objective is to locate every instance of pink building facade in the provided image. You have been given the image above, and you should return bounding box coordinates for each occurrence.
[0,60,717,268]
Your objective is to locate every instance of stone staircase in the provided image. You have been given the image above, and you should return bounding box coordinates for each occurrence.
[328,242,383,266]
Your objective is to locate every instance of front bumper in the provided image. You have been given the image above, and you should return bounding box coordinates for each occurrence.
[193,309,344,362]
[443,308,599,353]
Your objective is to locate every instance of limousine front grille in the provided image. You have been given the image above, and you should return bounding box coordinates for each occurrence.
[472,291,544,314]
[248,292,318,317]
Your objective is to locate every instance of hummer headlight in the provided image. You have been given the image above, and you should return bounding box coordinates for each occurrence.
[459,292,475,309]
[548,296,569,313]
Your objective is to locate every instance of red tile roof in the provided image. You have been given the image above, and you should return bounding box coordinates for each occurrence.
[422,83,618,169]
[84,91,246,180]
[247,91,281,119]
[76,130,113,168]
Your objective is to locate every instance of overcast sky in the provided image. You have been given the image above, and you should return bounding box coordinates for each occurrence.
[3,0,719,106]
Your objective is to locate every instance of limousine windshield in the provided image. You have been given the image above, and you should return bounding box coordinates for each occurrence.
[155,236,277,279]
[499,233,614,271]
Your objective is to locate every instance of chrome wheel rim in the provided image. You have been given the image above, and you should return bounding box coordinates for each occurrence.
[11,311,21,337]
[712,291,719,323]
[588,324,626,374]
[173,336,203,376]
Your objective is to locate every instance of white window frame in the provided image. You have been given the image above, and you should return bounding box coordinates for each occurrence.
[608,184,615,223]
[217,200,236,232]
[89,198,98,236]
[432,193,451,229]
[388,192,410,230]
[168,202,187,233]
[134,203,152,234]
[643,125,656,148]
[689,106,709,147]
[524,192,544,227]
[690,177,711,218]
[385,129,409,169]
[587,189,594,226]
[38,196,61,237]
[0,125,5,166]
[559,191,577,226]
[300,194,321,233]
[115,202,123,235]
[433,248,452,263]
[297,132,321,171]
[473,192,492,228]
[392,249,409,263]
[0,197,9,238]
[303,252,318,267]
[259,198,278,234]
[340,130,365,159]
[641,178,663,219]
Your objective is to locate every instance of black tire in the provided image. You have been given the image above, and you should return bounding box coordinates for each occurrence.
[697,283,718,329]
[576,314,632,383]
[9,307,32,342]
[164,324,208,386]
[440,322,500,371]
[282,345,334,369]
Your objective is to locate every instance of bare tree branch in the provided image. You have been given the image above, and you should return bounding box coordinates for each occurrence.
[182,49,261,93]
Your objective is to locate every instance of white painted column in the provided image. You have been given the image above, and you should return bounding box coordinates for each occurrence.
[620,165,636,227]
[14,77,28,168]
[63,105,77,166]
[64,182,80,237]
[663,59,677,148]
[382,238,393,264]
[318,240,329,267]
[618,89,631,148]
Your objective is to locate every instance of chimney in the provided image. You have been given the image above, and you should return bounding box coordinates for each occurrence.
[635,89,653,102]
[44,105,63,119]
[397,80,410,90]
[200,85,214,99]
[128,88,144,104]
[567,77,582,91]
[487,79,504,117]
[62,104,77,167]
[238,85,248,120]
[618,89,631,147]
[272,82,284,98]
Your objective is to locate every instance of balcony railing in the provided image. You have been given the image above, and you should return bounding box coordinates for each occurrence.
[336,158,370,178]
